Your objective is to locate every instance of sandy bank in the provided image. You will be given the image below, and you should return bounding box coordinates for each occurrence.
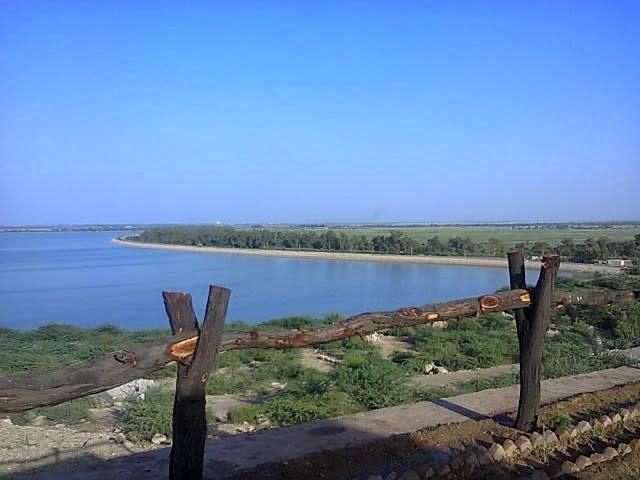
[112,238,622,274]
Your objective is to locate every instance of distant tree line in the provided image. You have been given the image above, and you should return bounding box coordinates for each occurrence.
[130,227,640,264]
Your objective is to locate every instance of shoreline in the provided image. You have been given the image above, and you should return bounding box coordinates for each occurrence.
[112,238,622,274]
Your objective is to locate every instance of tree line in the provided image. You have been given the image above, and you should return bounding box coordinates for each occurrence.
[130,227,640,264]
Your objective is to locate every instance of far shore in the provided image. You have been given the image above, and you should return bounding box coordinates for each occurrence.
[112,238,623,275]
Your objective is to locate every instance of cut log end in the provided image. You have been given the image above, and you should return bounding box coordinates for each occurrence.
[541,253,561,269]
[169,336,199,365]
[480,295,501,311]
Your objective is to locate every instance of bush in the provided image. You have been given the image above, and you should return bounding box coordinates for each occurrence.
[543,411,573,430]
[542,323,633,378]
[407,316,519,371]
[228,390,358,427]
[607,302,640,348]
[120,388,174,441]
[336,356,411,409]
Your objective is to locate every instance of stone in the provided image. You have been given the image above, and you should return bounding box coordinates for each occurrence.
[629,439,640,450]
[100,379,156,402]
[415,464,434,479]
[502,439,518,457]
[590,452,606,464]
[489,443,506,462]
[576,420,592,434]
[31,415,48,426]
[112,432,127,444]
[619,408,632,422]
[598,415,613,428]
[438,465,450,476]
[529,470,550,480]
[618,443,632,456]
[569,426,580,438]
[123,440,135,449]
[255,414,270,425]
[554,427,570,443]
[602,446,618,461]
[516,435,533,454]
[0,418,13,425]
[560,461,579,475]
[150,433,167,445]
[449,454,464,470]
[574,455,592,470]
[610,413,622,424]
[240,421,255,432]
[542,430,559,445]
[476,446,493,466]
[81,438,101,449]
[424,363,449,375]
[530,432,545,448]
[465,453,479,468]
[397,470,419,480]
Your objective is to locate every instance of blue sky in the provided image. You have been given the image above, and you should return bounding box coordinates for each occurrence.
[1,1,638,225]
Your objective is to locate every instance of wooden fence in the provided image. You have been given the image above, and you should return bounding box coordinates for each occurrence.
[0,250,638,479]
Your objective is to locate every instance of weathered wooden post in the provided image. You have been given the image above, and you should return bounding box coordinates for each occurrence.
[163,285,231,480]
[508,249,560,431]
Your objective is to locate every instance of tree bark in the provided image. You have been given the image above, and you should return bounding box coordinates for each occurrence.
[510,252,561,431]
[164,286,230,480]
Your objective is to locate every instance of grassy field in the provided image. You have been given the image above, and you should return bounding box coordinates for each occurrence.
[325,224,640,244]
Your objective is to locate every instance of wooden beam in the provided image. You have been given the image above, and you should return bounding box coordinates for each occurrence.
[1,287,637,413]
[514,253,561,431]
[167,286,230,480]
[0,331,196,413]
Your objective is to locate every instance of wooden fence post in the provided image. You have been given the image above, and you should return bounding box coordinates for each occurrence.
[163,286,231,480]
[508,250,560,431]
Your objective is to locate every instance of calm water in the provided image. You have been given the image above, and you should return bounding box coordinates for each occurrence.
[0,232,516,330]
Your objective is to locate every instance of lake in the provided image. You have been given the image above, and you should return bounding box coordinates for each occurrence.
[0,231,518,330]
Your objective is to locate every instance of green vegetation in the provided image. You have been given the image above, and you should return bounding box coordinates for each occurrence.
[541,410,573,431]
[120,388,174,441]
[130,225,640,263]
[2,272,639,436]
[0,323,171,376]
[389,313,519,372]
[9,396,101,426]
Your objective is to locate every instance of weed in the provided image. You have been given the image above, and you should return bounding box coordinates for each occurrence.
[543,411,573,430]
[120,388,173,441]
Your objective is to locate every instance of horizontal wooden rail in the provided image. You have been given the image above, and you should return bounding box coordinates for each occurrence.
[0,288,637,413]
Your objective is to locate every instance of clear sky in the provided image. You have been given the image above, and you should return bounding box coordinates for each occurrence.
[1,1,638,225]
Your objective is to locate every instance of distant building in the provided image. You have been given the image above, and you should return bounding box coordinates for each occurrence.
[607,259,631,267]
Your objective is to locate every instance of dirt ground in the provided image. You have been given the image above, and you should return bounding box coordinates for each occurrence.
[230,381,640,480]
